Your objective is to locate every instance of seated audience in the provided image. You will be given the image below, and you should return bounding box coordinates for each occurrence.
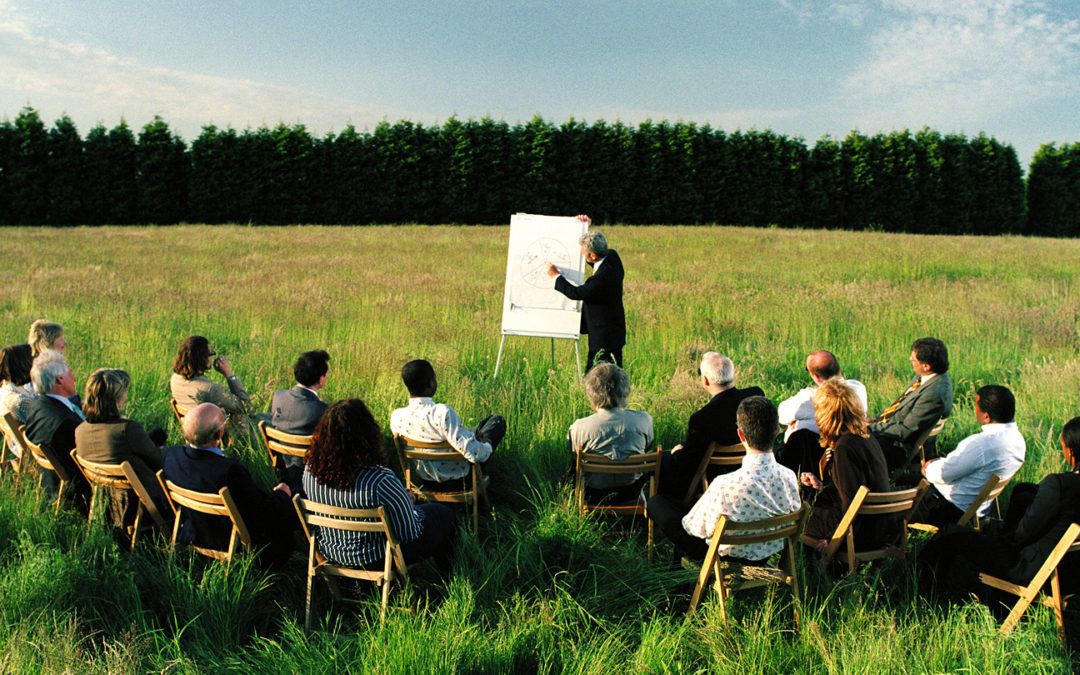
[74,368,167,527]
[27,319,67,357]
[170,335,254,424]
[907,385,1025,527]
[22,350,90,508]
[162,403,296,567]
[919,417,1080,606]
[567,362,653,504]
[802,379,895,550]
[777,350,867,477]
[869,337,954,471]
[648,396,801,562]
[389,359,505,489]
[0,344,34,455]
[658,352,763,500]
[303,399,457,569]
[271,350,331,436]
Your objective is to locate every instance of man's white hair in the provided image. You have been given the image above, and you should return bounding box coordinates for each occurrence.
[30,349,68,395]
[578,231,608,256]
[699,352,734,387]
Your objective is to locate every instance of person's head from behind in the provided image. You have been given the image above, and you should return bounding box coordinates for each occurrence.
[806,350,840,383]
[183,403,226,449]
[294,350,330,389]
[31,350,75,397]
[578,231,608,261]
[813,378,868,448]
[173,335,212,380]
[584,362,630,410]
[0,344,33,387]
[83,368,130,423]
[699,351,734,389]
[307,399,386,489]
[736,396,779,452]
[1061,417,1080,469]
[28,320,66,357]
[975,385,1015,425]
[401,359,436,397]
[911,337,949,374]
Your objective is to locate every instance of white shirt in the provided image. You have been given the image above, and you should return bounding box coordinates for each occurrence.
[46,393,84,419]
[389,397,492,482]
[682,451,802,561]
[777,378,867,442]
[924,421,1026,517]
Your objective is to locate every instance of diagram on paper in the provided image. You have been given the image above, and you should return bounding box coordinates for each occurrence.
[520,238,572,288]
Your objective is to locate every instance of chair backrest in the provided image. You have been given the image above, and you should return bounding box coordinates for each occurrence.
[712,507,805,547]
[22,429,75,483]
[393,434,462,485]
[70,448,167,528]
[170,399,189,425]
[574,447,663,511]
[823,484,927,560]
[156,469,254,555]
[957,474,1009,528]
[258,420,313,470]
[292,496,409,576]
[1,412,29,476]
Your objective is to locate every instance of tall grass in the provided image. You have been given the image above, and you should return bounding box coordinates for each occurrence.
[1,224,1078,672]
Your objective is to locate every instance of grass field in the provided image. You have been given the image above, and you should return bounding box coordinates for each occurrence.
[1,224,1079,673]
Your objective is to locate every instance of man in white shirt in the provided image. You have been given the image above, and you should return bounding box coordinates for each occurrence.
[647,396,801,562]
[776,350,867,477]
[910,385,1025,527]
[389,359,505,486]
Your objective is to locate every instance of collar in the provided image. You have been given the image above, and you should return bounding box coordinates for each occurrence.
[408,397,435,408]
[919,372,937,385]
[741,451,773,468]
[190,445,226,457]
[296,384,320,399]
[980,421,1016,433]
[46,393,78,413]
[592,255,604,271]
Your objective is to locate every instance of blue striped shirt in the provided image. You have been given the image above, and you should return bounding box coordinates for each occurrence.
[302,465,424,567]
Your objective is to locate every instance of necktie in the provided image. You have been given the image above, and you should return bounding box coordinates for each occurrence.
[877,379,921,423]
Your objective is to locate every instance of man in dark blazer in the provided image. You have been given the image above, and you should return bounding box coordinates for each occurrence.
[870,337,954,470]
[546,215,626,369]
[658,352,764,500]
[270,349,330,436]
[22,349,90,508]
[162,403,295,567]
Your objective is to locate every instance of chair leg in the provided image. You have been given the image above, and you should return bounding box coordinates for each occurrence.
[86,485,98,526]
[131,505,143,550]
[1051,570,1066,644]
[472,495,479,535]
[380,578,390,623]
[714,564,729,626]
[304,572,314,633]
[647,517,654,564]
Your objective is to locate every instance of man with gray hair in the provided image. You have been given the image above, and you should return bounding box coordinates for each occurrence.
[658,352,764,500]
[545,214,626,369]
[23,349,90,507]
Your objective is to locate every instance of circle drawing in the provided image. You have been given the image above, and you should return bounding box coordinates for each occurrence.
[520,238,572,288]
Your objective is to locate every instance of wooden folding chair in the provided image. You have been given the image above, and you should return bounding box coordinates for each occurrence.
[909,474,1009,534]
[896,417,948,475]
[170,398,188,427]
[979,522,1080,644]
[574,446,662,561]
[293,495,416,628]
[682,442,745,503]
[70,448,167,548]
[1,412,31,490]
[804,484,928,575]
[258,420,312,476]
[688,506,806,627]
[393,434,490,534]
[156,469,254,563]
[22,430,76,514]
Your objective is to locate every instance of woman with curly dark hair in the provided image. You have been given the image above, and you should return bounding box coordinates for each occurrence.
[303,399,456,568]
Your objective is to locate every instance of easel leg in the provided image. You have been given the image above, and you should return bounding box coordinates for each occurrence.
[494,334,508,378]
[550,338,556,368]
[574,338,583,382]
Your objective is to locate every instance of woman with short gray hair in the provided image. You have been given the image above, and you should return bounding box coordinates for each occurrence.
[569,363,654,504]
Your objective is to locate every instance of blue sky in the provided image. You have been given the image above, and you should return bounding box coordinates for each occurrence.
[1,0,1078,166]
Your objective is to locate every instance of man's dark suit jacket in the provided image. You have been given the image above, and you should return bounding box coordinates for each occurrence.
[162,445,294,565]
[870,372,954,452]
[659,385,764,499]
[23,394,89,500]
[270,385,328,436]
[1009,471,1080,584]
[554,249,626,359]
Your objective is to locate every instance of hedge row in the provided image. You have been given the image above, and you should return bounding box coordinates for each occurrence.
[0,106,1075,235]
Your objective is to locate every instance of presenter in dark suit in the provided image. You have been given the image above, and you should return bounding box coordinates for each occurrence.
[270,350,331,436]
[546,215,626,369]
[162,403,296,567]
[869,337,954,470]
[22,349,90,507]
[658,352,764,499]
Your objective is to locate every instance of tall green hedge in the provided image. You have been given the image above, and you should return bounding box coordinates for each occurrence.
[0,105,1071,234]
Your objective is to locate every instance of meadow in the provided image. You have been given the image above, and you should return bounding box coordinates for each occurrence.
[0,224,1078,673]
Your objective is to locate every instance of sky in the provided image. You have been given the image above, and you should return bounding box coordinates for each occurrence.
[1,0,1078,167]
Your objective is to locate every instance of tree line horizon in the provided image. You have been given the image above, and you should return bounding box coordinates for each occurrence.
[1,106,1077,236]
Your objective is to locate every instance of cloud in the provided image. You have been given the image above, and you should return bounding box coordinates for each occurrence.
[0,6,422,139]
[838,0,1080,129]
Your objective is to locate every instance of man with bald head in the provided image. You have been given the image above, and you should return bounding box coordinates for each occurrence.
[162,403,296,566]
[776,350,867,477]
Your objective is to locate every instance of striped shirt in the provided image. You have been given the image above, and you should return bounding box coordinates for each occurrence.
[302,465,424,567]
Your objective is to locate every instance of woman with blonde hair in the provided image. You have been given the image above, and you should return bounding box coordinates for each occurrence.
[74,368,167,526]
[27,320,67,357]
[802,378,893,549]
